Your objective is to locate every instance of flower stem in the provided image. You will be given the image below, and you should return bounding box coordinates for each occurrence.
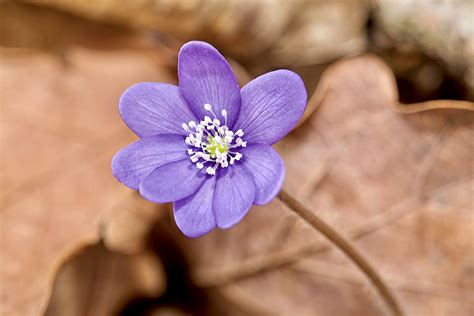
[278,189,403,316]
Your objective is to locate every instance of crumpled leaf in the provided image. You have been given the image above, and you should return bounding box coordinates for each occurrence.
[22,0,369,67]
[169,55,474,315]
[374,0,474,92]
[0,45,172,316]
[101,193,165,255]
[2,4,472,314]
[45,244,165,316]
[0,7,264,312]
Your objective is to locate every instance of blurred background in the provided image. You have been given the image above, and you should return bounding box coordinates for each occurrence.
[1,1,473,315]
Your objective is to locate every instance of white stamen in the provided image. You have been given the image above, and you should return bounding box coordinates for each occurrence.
[182,103,247,175]
[206,166,216,175]
[221,109,228,126]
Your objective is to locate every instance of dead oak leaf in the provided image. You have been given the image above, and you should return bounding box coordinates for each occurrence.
[171,55,474,315]
[0,47,172,316]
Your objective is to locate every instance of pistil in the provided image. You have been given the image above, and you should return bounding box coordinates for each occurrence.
[182,104,246,175]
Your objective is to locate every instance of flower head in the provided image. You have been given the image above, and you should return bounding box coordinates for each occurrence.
[112,41,307,237]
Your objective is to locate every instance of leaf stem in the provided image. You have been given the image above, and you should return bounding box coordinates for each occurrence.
[277,189,403,316]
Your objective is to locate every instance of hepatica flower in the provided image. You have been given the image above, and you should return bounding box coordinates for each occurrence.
[112,41,307,237]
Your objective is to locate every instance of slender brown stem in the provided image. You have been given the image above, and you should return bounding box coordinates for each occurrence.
[278,189,403,316]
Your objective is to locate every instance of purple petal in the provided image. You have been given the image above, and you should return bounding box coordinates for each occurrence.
[240,145,285,205]
[174,177,217,238]
[233,70,307,145]
[112,134,188,190]
[178,41,241,126]
[213,164,255,229]
[139,159,207,203]
[119,82,197,138]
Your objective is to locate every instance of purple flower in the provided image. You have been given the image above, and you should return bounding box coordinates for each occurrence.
[112,41,307,237]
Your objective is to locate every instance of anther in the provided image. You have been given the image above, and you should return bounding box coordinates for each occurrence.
[183,106,247,175]
[206,166,216,175]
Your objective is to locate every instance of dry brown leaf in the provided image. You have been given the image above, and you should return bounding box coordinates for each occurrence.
[23,0,369,66]
[374,0,474,92]
[0,5,267,314]
[0,45,173,316]
[101,193,166,255]
[163,55,474,315]
[2,4,472,314]
[45,244,165,316]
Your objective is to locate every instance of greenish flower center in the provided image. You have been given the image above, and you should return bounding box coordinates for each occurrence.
[183,103,246,175]
[205,136,228,159]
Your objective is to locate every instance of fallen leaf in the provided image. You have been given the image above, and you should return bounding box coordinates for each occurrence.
[170,55,474,315]
[0,45,172,316]
[45,243,165,316]
[101,193,166,255]
[2,4,472,314]
[0,6,262,314]
[22,0,369,67]
[374,0,474,92]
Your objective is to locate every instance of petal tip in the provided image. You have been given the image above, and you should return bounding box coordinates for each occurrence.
[215,208,250,229]
[178,40,241,127]
[253,165,285,205]
[178,41,224,59]
[111,150,139,190]
[273,69,307,103]
[235,69,307,144]
[241,145,285,206]
[138,181,171,204]
[118,82,150,114]
[180,40,216,51]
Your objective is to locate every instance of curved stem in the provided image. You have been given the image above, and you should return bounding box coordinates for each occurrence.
[278,189,403,316]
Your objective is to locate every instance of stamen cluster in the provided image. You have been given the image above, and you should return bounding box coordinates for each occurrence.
[182,104,246,175]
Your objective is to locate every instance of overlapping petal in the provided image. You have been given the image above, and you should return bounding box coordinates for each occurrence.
[139,159,207,203]
[213,164,255,229]
[240,145,285,205]
[174,177,217,237]
[178,41,241,126]
[112,134,188,189]
[113,41,306,237]
[233,70,307,144]
[119,82,197,138]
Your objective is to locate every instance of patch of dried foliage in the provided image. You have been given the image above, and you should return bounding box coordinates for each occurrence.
[21,0,369,67]
[1,2,473,316]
